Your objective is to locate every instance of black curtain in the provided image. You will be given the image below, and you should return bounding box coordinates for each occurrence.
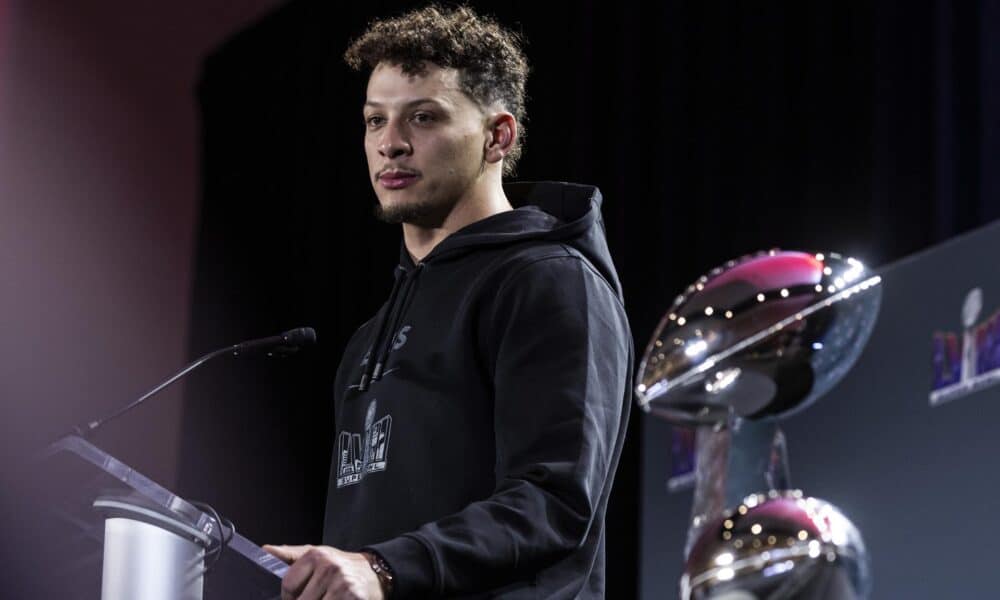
[179,1,998,596]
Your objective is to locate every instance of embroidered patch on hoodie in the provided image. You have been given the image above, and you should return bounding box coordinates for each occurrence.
[336,399,392,488]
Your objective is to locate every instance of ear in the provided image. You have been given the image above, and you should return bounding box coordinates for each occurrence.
[484,112,517,165]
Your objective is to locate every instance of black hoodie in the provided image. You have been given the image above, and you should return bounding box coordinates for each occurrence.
[323,182,633,598]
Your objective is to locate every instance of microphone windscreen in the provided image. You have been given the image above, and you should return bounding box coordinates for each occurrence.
[282,327,317,348]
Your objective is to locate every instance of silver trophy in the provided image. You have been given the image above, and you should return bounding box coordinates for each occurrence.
[636,250,881,599]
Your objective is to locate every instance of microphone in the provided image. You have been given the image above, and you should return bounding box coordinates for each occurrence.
[231,327,317,357]
[68,327,317,439]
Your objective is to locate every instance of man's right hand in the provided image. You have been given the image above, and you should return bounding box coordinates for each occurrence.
[262,544,385,600]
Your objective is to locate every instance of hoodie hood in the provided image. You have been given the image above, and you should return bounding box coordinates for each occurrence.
[404,181,623,298]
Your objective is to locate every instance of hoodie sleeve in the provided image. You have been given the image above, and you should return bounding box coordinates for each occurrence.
[366,253,632,596]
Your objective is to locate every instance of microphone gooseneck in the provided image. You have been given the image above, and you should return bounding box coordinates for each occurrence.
[70,327,317,439]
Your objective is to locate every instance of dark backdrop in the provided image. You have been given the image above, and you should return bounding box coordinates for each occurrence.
[178,1,999,597]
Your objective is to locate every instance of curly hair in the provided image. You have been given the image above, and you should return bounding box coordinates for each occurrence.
[344,4,529,175]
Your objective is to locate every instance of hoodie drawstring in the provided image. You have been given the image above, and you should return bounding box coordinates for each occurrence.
[359,266,405,392]
[371,263,423,383]
[359,263,424,392]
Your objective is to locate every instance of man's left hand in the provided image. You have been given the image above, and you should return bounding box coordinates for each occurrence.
[262,544,384,600]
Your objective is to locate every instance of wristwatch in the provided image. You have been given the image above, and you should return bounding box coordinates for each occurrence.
[362,551,395,597]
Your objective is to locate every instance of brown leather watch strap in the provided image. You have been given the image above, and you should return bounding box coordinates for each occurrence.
[362,551,395,598]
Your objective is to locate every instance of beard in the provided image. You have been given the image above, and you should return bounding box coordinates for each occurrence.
[373,197,451,227]
[372,153,487,227]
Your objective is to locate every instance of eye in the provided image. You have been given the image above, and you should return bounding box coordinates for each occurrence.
[412,111,436,124]
[365,115,385,128]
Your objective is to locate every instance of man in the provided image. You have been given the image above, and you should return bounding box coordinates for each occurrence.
[264,5,632,598]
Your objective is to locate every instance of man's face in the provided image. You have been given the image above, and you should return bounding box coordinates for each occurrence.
[363,62,488,226]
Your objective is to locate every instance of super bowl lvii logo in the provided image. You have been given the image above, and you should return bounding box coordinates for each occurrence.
[930,288,1000,406]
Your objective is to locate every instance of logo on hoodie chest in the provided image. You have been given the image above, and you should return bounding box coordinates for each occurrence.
[353,325,413,390]
[336,399,392,488]
[360,325,412,365]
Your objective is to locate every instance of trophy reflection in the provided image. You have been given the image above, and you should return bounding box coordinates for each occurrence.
[636,250,881,599]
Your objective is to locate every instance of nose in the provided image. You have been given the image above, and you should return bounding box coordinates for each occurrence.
[378,120,412,159]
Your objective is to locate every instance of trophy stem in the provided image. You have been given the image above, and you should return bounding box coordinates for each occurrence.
[723,419,789,506]
[685,423,730,558]
[766,426,791,491]
[685,419,793,558]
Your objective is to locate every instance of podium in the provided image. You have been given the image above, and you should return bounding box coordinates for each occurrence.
[39,434,287,599]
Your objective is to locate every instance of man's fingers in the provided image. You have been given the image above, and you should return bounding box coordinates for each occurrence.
[279,554,317,600]
[296,560,337,600]
[262,544,313,564]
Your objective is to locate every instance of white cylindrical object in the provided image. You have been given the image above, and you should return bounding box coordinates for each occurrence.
[101,516,205,600]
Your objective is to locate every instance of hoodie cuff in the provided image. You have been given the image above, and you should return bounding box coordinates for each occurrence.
[364,534,436,598]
